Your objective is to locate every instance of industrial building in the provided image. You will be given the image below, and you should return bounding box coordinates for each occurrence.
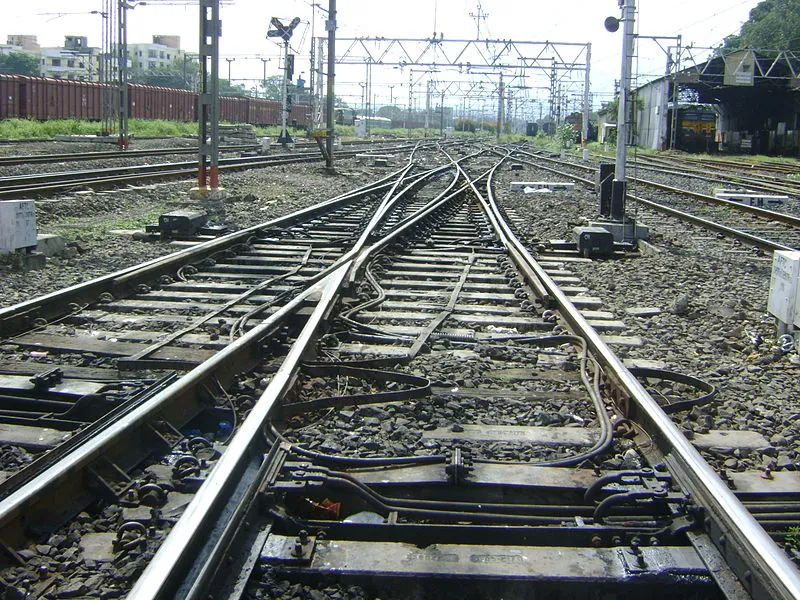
[634,49,800,155]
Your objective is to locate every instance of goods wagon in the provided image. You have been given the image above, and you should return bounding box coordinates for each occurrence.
[129,84,195,121]
[0,74,312,130]
[18,77,103,120]
[247,97,281,126]
[0,75,20,119]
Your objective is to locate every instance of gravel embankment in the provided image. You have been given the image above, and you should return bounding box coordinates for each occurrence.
[495,161,800,476]
[0,138,373,308]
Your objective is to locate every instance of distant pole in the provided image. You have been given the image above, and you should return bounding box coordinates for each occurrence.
[197,0,221,190]
[612,0,635,221]
[439,89,445,135]
[325,0,336,168]
[117,0,129,149]
[225,57,234,83]
[582,42,591,145]
[388,84,394,106]
[407,71,413,134]
[425,79,431,135]
[496,72,503,140]
[260,57,269,96]
[308,3,315,134]
[278,39,293,146]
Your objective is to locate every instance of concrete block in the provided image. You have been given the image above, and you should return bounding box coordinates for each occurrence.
[589,221,649,242]
[0,200,37,253]
[36,234,66,256]
[510,181,575,192]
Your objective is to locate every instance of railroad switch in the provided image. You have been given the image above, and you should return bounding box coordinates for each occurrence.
[261,532,316,565]
[445,447,474,485]
[29,367,64,391]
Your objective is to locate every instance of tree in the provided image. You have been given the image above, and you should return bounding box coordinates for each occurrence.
[129,57,199,90]
[0,53,40,76]
[219,79,247,95]
[261,75,283,100]
[454,118,477,133]
[723,0,800,51]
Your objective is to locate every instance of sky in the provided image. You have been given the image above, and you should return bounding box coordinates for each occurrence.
[3,0,763,119]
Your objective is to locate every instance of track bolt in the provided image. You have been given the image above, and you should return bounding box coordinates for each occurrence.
[299,530,310,545]
[590,535,602,547]
[292,542,304,557]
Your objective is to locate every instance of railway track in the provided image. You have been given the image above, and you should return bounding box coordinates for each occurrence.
[631,154,800,200]
[517,149,800,251]
[0,143,798,598]
[0,142,418,198]
[0,145,257,167]
[0,138,404,168]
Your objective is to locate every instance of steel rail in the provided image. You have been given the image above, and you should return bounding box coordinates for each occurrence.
[630,193,794,252]
[0,138,404,167]
[0,273,323,544]
[459,148,554,305]
[499,155,800,598]
[127,266,349,600]
[517,149,800,227]
[509,149,797,252]
[124,152,490,599]
[0,145,255,166]
[0,167,406,336]
[0,142,420,198]
[0,160,442,538]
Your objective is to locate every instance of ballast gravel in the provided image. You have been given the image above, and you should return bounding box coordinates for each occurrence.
[494,157,800,476]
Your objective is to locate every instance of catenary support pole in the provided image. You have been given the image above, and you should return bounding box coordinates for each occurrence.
[325,0,336,169]
[612,0,635,222]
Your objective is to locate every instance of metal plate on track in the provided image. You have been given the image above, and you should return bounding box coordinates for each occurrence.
[261,536,707,581]
[422,424,597,446]
[692,430,769,450]
[0,423,71,449]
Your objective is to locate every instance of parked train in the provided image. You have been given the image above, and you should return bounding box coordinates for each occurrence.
[0,74,311,128]
[668,105,717,153]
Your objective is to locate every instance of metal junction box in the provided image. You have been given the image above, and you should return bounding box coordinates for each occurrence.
[157,210,208,237]
[0,200,37,253]
[573,226,614,258]
[768,250,800,326]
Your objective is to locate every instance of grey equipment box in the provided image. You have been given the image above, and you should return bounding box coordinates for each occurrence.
[573,226,614,258]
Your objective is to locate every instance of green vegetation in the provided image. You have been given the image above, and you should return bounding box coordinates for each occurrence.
[786,526,800,552]
[554,123,578,149]
[0,118,199,139]
[0,52,40,76]
[723,0,800,51]
[0,251,25,270]
[51,208,164,241]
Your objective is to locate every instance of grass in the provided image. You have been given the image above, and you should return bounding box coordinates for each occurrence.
[50,208,165,241]
[0,118,199,139]
[786,527,800,553]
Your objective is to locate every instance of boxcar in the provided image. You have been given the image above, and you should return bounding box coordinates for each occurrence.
[2,74,310,129]
[219,95,248,123]
[247,97,281,126]
[0,74,21,119]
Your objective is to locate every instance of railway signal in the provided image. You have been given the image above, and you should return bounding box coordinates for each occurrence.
[268,17,301,147]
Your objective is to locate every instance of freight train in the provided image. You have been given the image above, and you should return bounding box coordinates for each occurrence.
[0,74,311,128]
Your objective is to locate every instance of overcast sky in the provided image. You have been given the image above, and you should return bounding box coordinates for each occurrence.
[3,0,762,116]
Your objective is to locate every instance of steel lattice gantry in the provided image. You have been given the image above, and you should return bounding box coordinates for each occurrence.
[314,36,592,141]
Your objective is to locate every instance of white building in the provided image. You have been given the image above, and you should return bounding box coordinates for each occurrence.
[40,36,100,81]
[128,35,184,72]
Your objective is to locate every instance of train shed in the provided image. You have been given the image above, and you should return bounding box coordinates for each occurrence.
[634,49,800,155]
